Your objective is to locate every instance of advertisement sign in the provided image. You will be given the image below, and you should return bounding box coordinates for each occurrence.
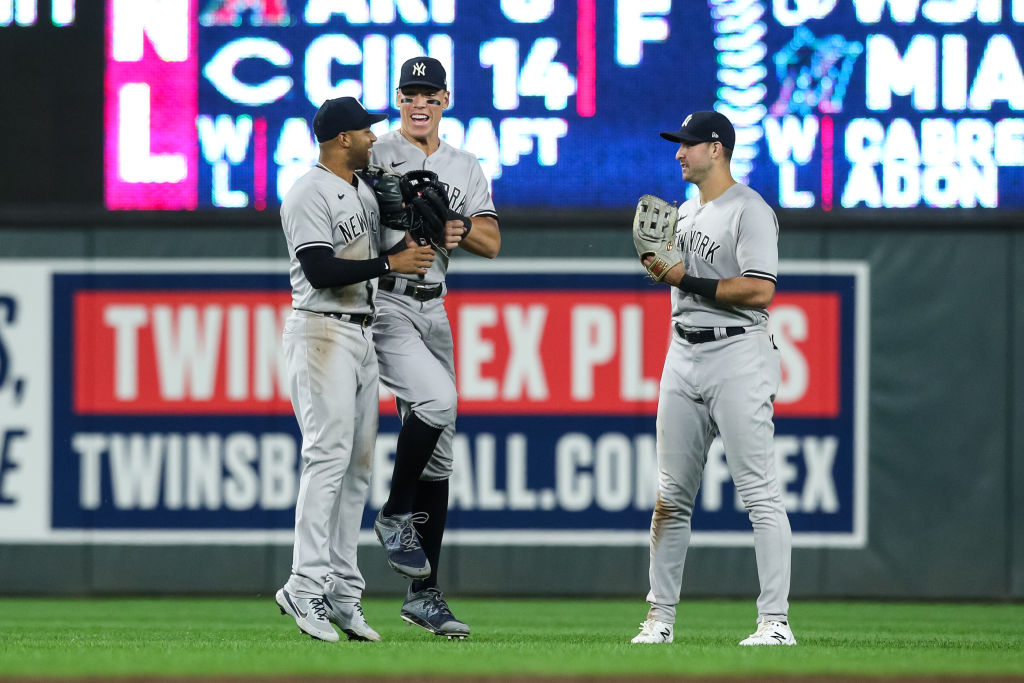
[0,259,867,546]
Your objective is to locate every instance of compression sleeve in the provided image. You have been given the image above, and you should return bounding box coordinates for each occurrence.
[296,245,389,289]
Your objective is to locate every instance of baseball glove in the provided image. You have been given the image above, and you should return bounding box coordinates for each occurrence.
[633,194,681,281]
[400,170,451,253]
[363,166,408,230]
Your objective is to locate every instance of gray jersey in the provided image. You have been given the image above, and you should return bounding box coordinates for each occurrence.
[370,131,497,285]
[671,183,779,328]
[645,183,790,631]
[281,166,381,315]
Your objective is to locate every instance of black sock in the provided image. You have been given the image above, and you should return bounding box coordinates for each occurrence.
[411,478,449,592]
[382,413,444,516]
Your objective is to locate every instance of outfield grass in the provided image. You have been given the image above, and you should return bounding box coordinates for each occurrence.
[0,597,1021,678]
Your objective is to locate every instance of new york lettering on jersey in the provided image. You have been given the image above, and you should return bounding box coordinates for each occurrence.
[334,202,376,246]
[676,227,723,264]
[336,211,367,242]
[330,175,379,256]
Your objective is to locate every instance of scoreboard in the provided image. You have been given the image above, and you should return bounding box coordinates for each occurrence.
[5,0,1024,212]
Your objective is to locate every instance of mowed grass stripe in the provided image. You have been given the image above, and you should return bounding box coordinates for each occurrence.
[0,598,1021,677]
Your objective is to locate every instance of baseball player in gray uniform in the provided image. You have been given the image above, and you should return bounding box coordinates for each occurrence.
[631,111,796,646]
[275,96,435,643]
[369,56,500,639]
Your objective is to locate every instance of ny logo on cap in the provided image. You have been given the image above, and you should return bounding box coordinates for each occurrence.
[413,62,426,76]
[682,114,692,127]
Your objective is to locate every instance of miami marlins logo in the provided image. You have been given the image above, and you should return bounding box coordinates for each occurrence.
[412,62,426,76]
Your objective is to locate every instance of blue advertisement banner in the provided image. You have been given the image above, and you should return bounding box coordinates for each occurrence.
[40,260,867,546]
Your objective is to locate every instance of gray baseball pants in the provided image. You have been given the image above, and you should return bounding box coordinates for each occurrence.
[282,310,378,601]
[646,327,791,624]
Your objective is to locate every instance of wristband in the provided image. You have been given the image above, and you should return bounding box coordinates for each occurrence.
[449,209,472,238]
[677,274,719,300]
[381,255,391,273]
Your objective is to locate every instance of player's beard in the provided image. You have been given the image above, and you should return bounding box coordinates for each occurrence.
[354,140,372,169]
[682,159,710,185]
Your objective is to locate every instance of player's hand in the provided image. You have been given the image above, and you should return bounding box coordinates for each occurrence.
[442,219,468,250]
[643,256,685,286]
[388,245,435,275]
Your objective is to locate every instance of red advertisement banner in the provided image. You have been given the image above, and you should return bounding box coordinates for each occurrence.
[73,289,839,418]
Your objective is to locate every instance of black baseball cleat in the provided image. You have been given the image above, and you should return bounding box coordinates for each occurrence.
[400,586,470,640]
[374,510,431,579]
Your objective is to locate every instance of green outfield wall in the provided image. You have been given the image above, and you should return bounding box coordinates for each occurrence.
[0,214,1020,600]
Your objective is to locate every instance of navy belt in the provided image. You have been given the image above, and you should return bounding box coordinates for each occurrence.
[322,311,374,328]
[675,323,746,344]
[380,275,443,302]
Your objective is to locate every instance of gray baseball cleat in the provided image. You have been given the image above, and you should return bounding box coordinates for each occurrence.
[275,588,339,642]
[323,596,381,642]
[400,586,470,640]
[374,510,431,579]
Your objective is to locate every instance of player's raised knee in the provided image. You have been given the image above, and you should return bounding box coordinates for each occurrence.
[414,393,457,427]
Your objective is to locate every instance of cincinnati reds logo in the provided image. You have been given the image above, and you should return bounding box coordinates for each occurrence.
[412,63,426,76]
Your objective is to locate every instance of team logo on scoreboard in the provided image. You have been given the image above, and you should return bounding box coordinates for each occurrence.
[771,26,863,116]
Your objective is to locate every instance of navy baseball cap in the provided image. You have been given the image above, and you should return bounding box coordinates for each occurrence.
[312,97,387,142]
[398,56,447,91]
[661,111,736,149]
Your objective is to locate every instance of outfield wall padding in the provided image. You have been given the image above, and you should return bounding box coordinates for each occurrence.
[0,221,1019,600]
